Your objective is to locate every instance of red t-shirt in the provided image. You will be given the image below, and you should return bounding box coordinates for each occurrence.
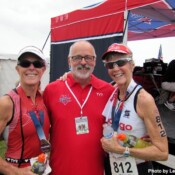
[43,74,114,175]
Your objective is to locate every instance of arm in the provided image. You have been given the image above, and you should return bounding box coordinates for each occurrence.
[161,82,175,92]
[0,96,13,135]
[0,96,36,175]
[101,89,168,161]
[58,71,71,81]
[128,89,168,161]
[0,157,36,175]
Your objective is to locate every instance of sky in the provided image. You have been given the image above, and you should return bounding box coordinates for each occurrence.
[1,0,175,66]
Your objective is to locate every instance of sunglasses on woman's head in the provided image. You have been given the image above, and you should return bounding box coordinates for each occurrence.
[18,60,45,68]
[104,58,132,69]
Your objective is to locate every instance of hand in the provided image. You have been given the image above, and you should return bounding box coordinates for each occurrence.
[58,71,70,81]
[101,133,123,154]
[18,166,37,175]
[4,166,36,175]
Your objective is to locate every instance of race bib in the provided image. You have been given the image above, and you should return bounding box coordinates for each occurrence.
[109,153,138,175]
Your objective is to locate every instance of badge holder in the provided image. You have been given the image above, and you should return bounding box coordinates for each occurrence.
[75,116,89,135]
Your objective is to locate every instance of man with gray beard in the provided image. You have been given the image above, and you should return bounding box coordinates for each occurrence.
[43,40,114,175]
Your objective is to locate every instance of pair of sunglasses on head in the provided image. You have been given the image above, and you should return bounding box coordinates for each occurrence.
[18,60,45,68]
[104,58,132,69]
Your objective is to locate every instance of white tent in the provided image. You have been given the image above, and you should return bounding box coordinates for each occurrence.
[0,55,50,96]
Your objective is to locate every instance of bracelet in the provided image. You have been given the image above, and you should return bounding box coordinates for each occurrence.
[123,147,130,157]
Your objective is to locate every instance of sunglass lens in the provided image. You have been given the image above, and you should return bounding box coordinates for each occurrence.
[33,61,44,68]
[19,60,31,68]
[105,60,128,69]
[117,60,127,67]
[18,60,44,68]
[105,62,113,69]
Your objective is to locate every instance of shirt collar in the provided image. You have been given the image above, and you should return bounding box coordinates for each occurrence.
[16,85,42,97]
[67,73,102,89]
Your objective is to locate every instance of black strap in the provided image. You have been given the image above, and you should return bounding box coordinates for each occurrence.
[6,157,30,164]
[5,95,14,126]
[4,88,17,126]
[18,94,25,167]
[134,87,143,112]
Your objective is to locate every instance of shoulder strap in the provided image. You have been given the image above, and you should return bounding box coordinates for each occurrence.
[134,86,143,112]
[6,88,24,167]
[5,95,15,126]
[5,89,18,126]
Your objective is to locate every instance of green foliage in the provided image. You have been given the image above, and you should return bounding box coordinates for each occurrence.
[0,140,6,159]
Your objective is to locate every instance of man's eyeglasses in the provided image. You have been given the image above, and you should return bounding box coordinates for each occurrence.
[71,55,95,63]
[104,58,132,69]
[18,60,45,68]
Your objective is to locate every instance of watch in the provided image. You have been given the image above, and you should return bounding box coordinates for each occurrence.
[123,147,130,157]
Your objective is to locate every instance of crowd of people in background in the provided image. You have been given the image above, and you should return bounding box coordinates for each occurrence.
[161,59,175,111]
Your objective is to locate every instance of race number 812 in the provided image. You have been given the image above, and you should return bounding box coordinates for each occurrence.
[113,161,133,173]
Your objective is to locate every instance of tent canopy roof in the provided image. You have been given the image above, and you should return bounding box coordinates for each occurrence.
[51,0,175,42]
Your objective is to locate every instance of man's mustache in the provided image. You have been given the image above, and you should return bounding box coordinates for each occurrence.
[77,65,91,70]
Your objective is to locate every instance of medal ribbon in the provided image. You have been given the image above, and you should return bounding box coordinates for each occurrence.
[112,80,139,131]
[29,111,51,153]
[112,94,127,131]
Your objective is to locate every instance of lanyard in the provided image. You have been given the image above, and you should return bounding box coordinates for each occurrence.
[112,94,126,131]
[112,81,139,131]
[65,81,93,116]
[111,88,118,123]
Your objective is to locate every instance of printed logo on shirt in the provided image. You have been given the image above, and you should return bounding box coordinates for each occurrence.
[96,92,104,96]
[119,122,132,131]
[59,95,71,105]
[123,110,130,118]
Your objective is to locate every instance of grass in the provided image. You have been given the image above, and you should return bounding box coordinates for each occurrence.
[0,140,6,159]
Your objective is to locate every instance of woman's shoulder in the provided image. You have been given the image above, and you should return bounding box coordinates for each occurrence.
[137,88,154,105]
[0,94,13,107]
[0,95,13,120]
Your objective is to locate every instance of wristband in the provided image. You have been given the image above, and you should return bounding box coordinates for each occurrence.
[123,147,130,157]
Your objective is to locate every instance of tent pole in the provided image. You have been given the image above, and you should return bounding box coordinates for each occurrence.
[42,31,51,51]
[122,10,130,44]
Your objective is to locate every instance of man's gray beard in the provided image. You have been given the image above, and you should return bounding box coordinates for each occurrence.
[71,65,94,79]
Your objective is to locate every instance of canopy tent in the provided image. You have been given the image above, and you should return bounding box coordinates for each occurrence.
[128,0,175,40]
[51,0,165,43]
[50,0,175,82]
